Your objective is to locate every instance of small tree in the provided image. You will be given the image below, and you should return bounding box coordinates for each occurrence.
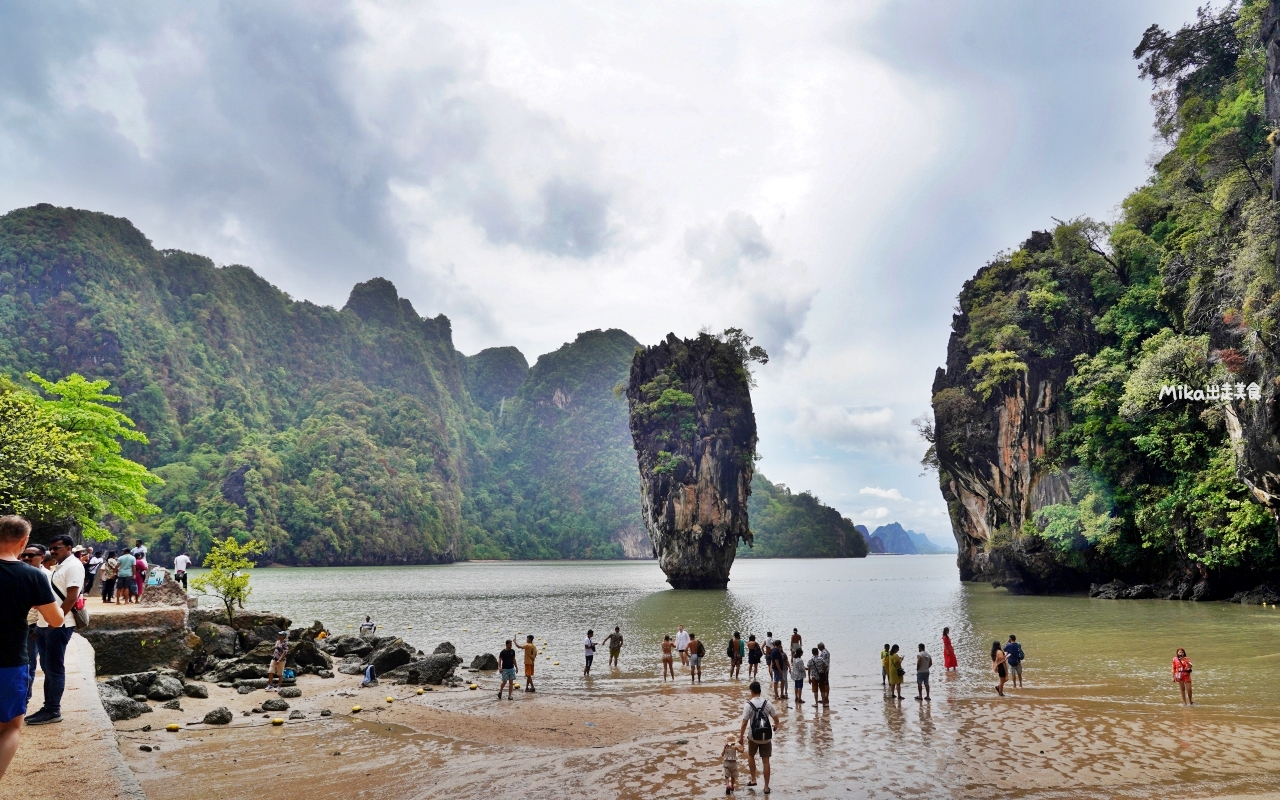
[192,537,266,626]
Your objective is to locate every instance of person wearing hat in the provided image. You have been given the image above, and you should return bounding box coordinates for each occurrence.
[266,631,289,692]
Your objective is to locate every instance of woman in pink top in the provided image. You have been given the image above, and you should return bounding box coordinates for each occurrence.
[1172,648,1193,705]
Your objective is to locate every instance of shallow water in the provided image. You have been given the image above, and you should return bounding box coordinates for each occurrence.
[197,556,1280,797]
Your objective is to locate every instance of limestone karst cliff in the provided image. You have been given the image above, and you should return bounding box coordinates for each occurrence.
[626,332,758,589]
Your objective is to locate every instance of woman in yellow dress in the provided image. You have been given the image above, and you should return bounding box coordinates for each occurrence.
[884,644,904,699]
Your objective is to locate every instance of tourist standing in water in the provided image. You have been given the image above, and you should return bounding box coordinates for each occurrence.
[991,641,1008,696]
[816,643,831,706]
[915,644,932,701]
[747,635,762,679]
[790,648,806,706]
[728,631,743,679]
[604,626,624,668]
[881,643,891,687]
[498,640,517,700]
[520,635,538,693]
[790,628,802,653]
[808,647,822,705]
[1173,648,1193,705]
[661,635,675,680]
[676,625,690,667]
[885,644,904,700]
[942,628,957,671]
[1003,635,1024,689]
[583,630,596,675]
[689,634,704,684]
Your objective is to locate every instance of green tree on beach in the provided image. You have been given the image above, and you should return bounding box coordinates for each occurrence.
[192,537,267,626]
[0,372,161,540]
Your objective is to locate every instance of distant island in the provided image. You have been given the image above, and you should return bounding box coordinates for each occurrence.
[858,522,956,555]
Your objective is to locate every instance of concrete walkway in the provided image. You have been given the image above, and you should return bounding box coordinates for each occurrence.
[5,634,146,799]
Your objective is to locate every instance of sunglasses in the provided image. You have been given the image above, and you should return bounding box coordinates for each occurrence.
[21,552,42,559]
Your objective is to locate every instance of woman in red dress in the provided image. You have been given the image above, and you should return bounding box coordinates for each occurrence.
[942,627,958,671]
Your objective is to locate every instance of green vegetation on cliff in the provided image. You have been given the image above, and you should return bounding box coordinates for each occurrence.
[744,474,869,558]
[934,0,1280,589]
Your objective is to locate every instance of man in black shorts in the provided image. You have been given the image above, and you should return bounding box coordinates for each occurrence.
[0,516,63,779]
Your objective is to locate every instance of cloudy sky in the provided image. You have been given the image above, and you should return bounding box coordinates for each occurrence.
[0,0,1204,541]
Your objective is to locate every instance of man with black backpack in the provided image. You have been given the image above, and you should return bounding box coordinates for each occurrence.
[738,680,781,793]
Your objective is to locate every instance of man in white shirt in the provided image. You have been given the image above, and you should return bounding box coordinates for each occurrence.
[738,680,781,793]
[583,629,596,676]
[173,552,191,590]
[675,625,690,666]
[27,534,84,725]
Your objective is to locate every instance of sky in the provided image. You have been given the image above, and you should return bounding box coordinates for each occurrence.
[0,0,1206,541]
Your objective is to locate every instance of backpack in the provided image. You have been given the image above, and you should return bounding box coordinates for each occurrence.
[727,640,737,657]
[695,640,705,658]
[748,699,773,742]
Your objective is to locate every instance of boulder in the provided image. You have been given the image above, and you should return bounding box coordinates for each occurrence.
[183,683,209,699]
[337,657,365,676]
[370,639,414,673]
[290,620,325,642]
[317,669,334,679]
[139,580,189,607]
[432,642,456,655]
[234,678,269,689]
[288,710,305,719]
[287,639,332,671]
[1229,584,1280,605]
[146,674,185,701]
[193,622,239,658]
[321,634,374,658]
[278,687,301,699]
[1089,580,1156,600]
[383,653,461,685]
[81,625,200,676]
[98,683,151,721]
[237,684,257,694]
[203,706,233,725]
[161,699,182,710]
[261,697,289,712]
[470,653,499,671]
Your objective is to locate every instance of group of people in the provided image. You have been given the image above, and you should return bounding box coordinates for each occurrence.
[881,628,1021,699]
[83,541,192,604]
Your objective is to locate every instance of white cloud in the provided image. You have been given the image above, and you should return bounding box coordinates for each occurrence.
[860,486,906,501]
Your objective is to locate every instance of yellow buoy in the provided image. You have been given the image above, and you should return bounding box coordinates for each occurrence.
[347,625,353,629]
[553,661,559,666]
[462,628,467,632]
[416,688,424,695]
[271,718,284,726]
[352,705,362,713]
[407,626,413,629]
[468,683,478,690]
[166,723,180,732]
[386,696,394,703]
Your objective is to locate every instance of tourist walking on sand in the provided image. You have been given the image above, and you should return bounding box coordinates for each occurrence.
[98,551,117,603]
[0,517,63,780]
[991,641,1009,696]
[27,534,84,726]
[728,632,744,680]
[720,735,743,795]
[266,631,289,692]
[1173,648,1194,705]
[884,644,904,700]
[1003,635,1025,689]
[790,648,806,707]
[942,627,958,671]
[746,635,762,679]
[915,644,933,701]
[604,626,624,668]
[661,635,676,681]
[881,643,891,687]
[689,634,705,684]
[498,640,517,700]
[521,635,538,692]
[676,625,690,666]
[739,680,781,795]
[790,628,802,653]
[173,551,191,591]
[583,630,596,676]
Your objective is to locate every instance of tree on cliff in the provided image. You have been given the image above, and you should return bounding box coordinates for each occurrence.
[0,372,160,541]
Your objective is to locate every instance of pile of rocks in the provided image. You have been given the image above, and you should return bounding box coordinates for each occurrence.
[98,669,209,721]
[318,634,462,686]
[190,611,336,682]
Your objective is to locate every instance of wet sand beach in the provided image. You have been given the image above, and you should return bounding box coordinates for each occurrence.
[95,557,1280,797]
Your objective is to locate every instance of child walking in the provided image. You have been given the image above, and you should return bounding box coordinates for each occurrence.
[720,736,743,794]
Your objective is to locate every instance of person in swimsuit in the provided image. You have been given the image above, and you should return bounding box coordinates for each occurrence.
[991,641,1008,696]
[942,627,958,671]
[746,635,762,679]
[728,632,744,679]
[1172,648,1193,705]
[661,635,676,680]
[884,644,904,700]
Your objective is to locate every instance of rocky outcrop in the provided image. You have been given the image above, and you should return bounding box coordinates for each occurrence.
[470,653,499,670]
[626,333,757,589]
[80,607,201,676]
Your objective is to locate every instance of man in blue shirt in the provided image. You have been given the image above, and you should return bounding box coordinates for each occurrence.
[1003,635,1025,689]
